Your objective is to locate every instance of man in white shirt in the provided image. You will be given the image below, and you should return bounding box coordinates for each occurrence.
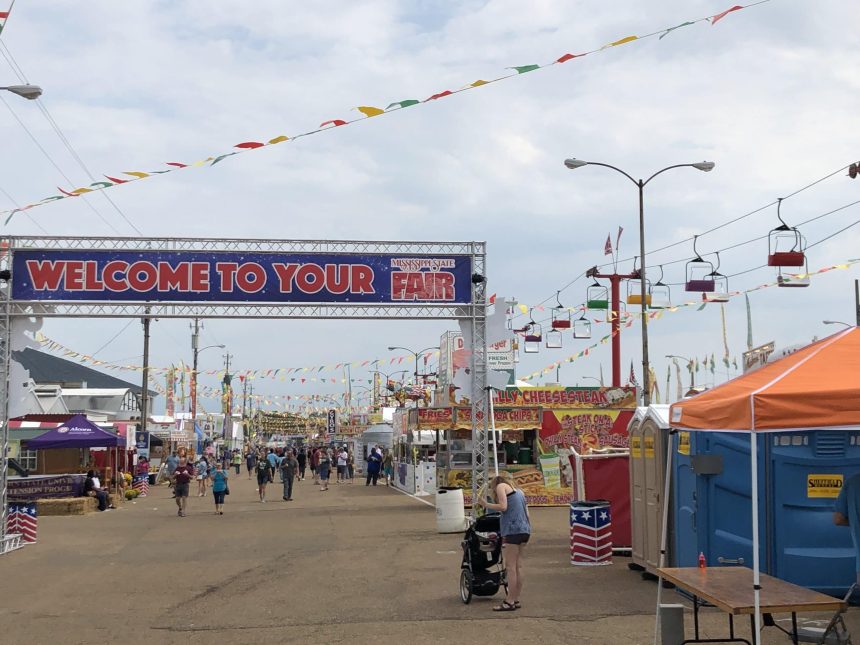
[336,448,348,483]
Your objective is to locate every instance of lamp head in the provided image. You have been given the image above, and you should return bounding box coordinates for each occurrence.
[564,158,588,169]
[3,84,43,100]
[387,346,396,351]
[692,161,715,172]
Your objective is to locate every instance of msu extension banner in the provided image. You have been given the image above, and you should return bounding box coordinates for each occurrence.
[11,250,473,304]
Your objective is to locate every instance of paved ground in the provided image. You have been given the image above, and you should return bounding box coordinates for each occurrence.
[0,474,856,645]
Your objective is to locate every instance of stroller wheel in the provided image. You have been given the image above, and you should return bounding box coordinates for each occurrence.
[459,569,473,604]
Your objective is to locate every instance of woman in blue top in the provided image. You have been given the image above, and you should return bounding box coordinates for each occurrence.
[475,472,531,612]
[209,462,229,515]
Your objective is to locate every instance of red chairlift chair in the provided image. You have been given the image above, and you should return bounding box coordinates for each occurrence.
[685,236,716,292]
[523,309,542,353]
[551,291,572,329]
[767,198,807,267]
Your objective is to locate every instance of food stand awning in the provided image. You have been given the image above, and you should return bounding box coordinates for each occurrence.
[670,327,860,431]
[24,414,126,449]
[659,327,860,638]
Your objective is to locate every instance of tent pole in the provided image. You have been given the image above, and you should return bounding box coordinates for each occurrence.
[653,427,675,645]
[750,430,762,640]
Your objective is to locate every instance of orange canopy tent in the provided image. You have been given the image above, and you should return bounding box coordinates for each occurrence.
[653,327,860,642]
[670,327,860,432]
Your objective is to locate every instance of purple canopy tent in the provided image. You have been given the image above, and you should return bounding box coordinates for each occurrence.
[24,414,125,449]
[24,415,126,496]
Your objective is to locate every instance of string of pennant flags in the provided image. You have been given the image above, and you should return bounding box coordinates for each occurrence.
[32,331,437,380]
[1,1,771,224]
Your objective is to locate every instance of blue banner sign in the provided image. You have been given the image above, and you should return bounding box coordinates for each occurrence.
[12,250,473,303]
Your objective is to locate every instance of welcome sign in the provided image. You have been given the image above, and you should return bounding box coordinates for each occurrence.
[12,250,473,304]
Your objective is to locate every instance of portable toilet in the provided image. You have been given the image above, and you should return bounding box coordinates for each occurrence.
[627,407,648,569]
[628,405,671,574]
[673,428,860,597]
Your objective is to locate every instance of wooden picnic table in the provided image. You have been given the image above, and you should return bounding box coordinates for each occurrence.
[657,566,847,644]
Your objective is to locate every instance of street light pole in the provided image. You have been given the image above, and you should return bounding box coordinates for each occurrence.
[666,354,695,391]
[387,346,437,405]
[564,158,714,406]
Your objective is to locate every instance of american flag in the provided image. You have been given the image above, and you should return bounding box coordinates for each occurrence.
[406,385,424,398]
[10,504,38,544]
[570,503,612,565]
[133,475,149,497]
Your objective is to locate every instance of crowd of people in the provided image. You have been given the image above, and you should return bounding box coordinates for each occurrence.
[161,443,393,514]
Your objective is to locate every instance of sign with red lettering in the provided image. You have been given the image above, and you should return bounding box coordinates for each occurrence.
[11,250,472,303]
[417,407,454,428]
[493,386,637,409]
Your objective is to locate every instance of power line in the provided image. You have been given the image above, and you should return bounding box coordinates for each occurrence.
[90,319,135,357]
[0,41,144,235]
[0,93,123,234]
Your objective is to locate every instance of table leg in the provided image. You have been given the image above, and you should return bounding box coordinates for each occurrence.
[791,612,798,645]
[693,595,700,640]
[729,614,735,639]
[749,614,757,645]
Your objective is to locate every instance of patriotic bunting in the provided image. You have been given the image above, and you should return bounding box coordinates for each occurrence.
[2,2,768,223]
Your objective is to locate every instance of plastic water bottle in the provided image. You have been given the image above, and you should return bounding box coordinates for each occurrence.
[698,552,707,569]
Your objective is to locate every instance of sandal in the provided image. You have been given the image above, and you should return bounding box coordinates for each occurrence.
[492,601,517,612]
[513,601,521,609]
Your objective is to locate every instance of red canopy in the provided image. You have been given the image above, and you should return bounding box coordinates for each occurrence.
[669,327,860,432]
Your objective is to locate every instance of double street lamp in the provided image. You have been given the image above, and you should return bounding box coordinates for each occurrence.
[387,346,437,386]
[564,158,715,406]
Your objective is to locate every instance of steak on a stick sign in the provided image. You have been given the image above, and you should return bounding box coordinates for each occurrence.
[12,250,472,303]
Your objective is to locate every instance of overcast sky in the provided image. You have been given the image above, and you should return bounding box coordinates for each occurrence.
[1,0,859,413]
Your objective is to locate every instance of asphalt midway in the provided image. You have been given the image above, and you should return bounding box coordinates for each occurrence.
[0,473,855,644]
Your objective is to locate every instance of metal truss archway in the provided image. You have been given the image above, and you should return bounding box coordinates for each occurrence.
[0,236,488,547]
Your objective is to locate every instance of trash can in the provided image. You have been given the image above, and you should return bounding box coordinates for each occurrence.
[436,487,467,533]
[570,500,611,566]
[8,503,37,544]
[133,475,149,497]
[517,447,533,465]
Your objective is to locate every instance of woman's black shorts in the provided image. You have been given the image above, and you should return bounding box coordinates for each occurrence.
[502,533,530,545]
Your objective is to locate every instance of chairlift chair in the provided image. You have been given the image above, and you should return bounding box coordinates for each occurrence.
[777,257,811,288]
[523,310,542,353]
[767,198,807,267]
[627,279,652,307]
[572,312,592,339]
[702,253,730,303]
[685,236,716,292]
[649,266,672,309]
[551,291,572,329]
[545,328,563,349]
[586,280,609,310]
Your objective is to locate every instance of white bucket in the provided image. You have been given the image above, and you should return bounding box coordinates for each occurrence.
[436,487,467,533]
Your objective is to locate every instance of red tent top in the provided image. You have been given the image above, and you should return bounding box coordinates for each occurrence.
[670,327,860,432]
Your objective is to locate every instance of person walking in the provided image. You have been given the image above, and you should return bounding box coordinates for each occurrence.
[297,446,307,481]
[317,447,332,491]
[245,449,256,479]
[232,449,242,475]
[346,449,355,483]
[310,446,320,485]
[266,449,279,483]
[382,449,393,487]
[280,449,299,501]
[172,456,195,517]
[366,447,383,486]
[196,455,209,497]
[255,454,271,502]
[210,461,229,515]
[336,446,348,484]
[474,472,531,612]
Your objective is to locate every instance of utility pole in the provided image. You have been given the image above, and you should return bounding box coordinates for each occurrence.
[139,306,152,434]
[190,318,199,434]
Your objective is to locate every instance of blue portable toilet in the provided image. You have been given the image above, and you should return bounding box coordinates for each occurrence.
[673,427,860,597]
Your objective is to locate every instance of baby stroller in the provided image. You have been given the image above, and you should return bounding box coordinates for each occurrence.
[459,513,507,604]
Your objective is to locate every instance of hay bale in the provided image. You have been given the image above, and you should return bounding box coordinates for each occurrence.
[36,497,96,516]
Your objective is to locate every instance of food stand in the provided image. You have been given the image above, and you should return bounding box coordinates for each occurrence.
[433,386,637,506]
